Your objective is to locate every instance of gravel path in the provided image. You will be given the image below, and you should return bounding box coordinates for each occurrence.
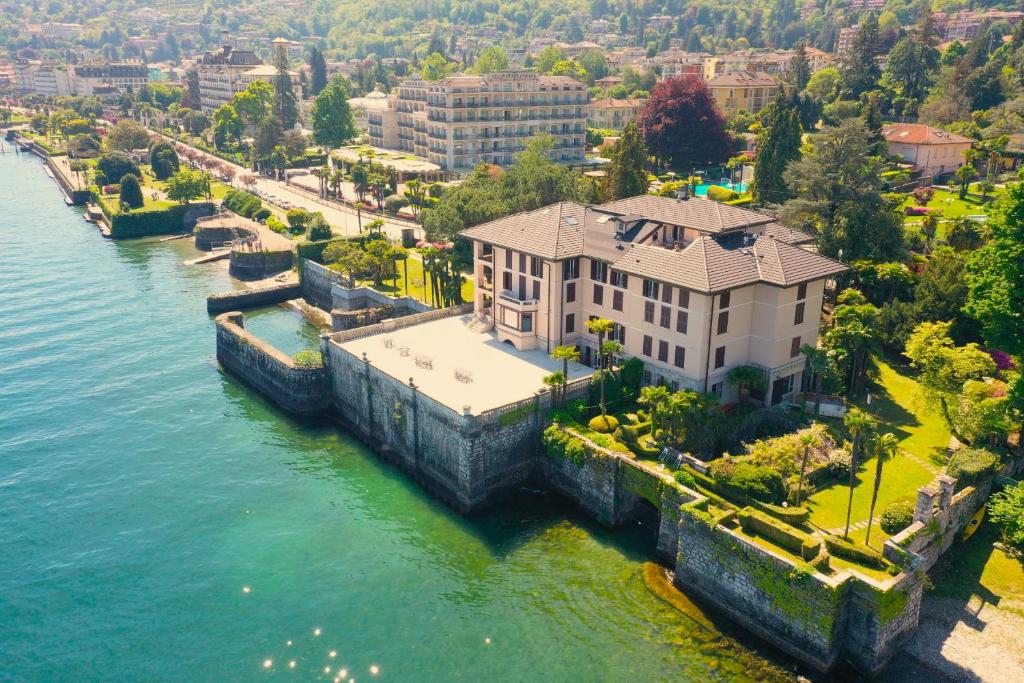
[880,596,1024,682]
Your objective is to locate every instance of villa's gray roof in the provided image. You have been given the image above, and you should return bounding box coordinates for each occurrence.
[459,202,587,260]
[761,221,817,246]
[597,195,775,233]
[611,235,846,293]
[459,197,843,292]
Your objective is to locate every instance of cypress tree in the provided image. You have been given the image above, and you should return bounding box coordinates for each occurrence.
[752,95,802,205]
[604,120,649,200]
[273,53,299,130]
[309,47,328,96]
[119,173,144,210]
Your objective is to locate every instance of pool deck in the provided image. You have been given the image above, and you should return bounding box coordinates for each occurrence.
[337,315,592,415]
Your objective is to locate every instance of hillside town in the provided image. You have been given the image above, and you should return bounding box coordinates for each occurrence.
[2,1,1024,681]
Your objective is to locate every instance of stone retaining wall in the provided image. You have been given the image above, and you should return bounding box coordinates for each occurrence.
[299,259,344,311]
[207,282,302,313]
[331,306,393,332]
[323,337,542,512]
[195,224,256,251]
[229,249,294,280]
[215,312,329,416]
[675,510,849,671]
[331,283,431,317]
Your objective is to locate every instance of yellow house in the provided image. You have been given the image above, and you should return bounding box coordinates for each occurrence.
[705,72,786,117]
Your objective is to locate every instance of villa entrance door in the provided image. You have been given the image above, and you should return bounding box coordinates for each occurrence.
[771,377,789,405]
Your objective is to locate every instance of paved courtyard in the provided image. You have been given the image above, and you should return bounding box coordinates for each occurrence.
[338,315,592,415]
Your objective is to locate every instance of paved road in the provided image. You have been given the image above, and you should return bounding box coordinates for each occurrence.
[155,133,424,243]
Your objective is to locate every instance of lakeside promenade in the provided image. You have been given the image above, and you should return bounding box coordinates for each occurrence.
[154,133,424,243]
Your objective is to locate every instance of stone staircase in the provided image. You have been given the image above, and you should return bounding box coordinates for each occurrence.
[466,314,494,333]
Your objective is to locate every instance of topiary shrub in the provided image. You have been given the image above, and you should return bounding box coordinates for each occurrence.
[947,448,1000,491]
[880,499,915,535]
[615,424,638,444]
[706,185,739,202]
[252,207,272,222]
[266,216,288,234]
[589,415,619,433]
[709,458,786,504]
[118,173,144,210]
[149,141,179,180]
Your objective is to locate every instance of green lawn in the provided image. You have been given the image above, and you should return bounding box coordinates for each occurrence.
[929,521,1024,614]
[901,188,1000,239]
[361,253,474,305]
[806,357,949,544]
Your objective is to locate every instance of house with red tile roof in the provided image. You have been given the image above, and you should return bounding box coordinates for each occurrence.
[881,124,974,178]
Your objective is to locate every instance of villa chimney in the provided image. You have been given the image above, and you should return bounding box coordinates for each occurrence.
[676,185,690,201]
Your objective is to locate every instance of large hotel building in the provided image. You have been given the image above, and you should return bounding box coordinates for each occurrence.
[368,71,588,172]
[461,195,847,406]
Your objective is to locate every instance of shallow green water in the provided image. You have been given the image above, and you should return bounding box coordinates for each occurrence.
[0,151,800,682]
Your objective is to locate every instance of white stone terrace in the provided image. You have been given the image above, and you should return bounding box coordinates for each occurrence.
[336,314,592,415]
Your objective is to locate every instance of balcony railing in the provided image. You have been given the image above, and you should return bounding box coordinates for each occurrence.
[499,290,538,310]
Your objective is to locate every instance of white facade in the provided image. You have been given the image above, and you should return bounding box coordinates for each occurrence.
[369,71,588,172]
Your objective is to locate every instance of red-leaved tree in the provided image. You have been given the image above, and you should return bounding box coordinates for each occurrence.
[636,76,734,171]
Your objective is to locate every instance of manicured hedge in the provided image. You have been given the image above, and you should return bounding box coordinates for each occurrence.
[222,189,263,218]
[738,507,821,559]
[752,499,810,526]
[823,535,888,569]
[947,448,1000,491]
[706,185,740,202]
[108,204,190,238]
[688,464,809,524]
[709,458,786,504]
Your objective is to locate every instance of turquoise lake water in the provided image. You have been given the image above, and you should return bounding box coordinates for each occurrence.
[0,150,800,682]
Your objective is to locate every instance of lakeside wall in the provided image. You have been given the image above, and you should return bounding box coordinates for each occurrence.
[210,288,1006,678]
[322,303,548,512]
[215,312,329,416]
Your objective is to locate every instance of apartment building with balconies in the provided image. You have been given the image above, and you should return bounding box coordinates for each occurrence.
[461,195,845,406]
[369,71,588,172]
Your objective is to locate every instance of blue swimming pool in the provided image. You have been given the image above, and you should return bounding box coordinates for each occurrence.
[694,180,748,196]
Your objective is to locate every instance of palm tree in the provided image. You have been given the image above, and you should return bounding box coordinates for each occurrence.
[586,318,616,417]
[639,385,670,443]
[842,407,876,539]
[795,430,820,507]
[726,365,767,408]
[543,372,565,408]
[801,344,829,418]
[865,432,899,546]
[551,345,580,406]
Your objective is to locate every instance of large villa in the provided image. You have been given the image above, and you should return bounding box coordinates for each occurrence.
[459,194,847,407]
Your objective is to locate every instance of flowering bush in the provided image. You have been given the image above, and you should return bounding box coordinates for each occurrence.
[103,184,120,194]
[984,348,1016,372]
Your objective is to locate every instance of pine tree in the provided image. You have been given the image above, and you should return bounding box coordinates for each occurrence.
[272,53,299,130]
[309,47,328,96]
[788,41,811,91]
[752,95,802,205]
[841,12,881,98]
[604,120,649,200]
